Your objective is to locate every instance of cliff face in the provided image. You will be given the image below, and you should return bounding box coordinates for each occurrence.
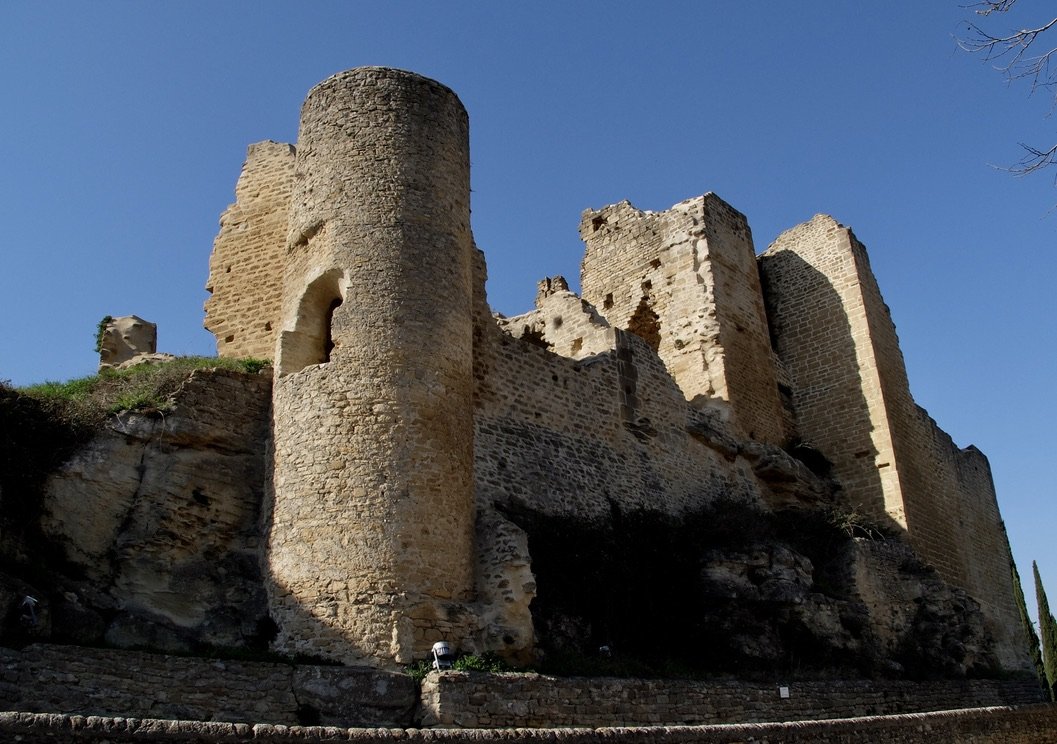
[0,368,273,655]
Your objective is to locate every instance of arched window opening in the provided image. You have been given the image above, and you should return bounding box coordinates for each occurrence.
[277,270,346,376]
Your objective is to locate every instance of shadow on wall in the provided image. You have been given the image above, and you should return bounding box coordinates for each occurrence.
[759,249,894,532]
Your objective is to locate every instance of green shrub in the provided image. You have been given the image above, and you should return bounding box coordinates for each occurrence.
[452,652,514,673]
[93,315,113,353]
[404,659,432,682]
[404,652,516,681]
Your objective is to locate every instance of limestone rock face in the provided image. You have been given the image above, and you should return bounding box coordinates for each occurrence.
[98,315,158,370]
[39,368,272,652]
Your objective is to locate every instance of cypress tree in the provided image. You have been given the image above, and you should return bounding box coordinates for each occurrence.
[1033,561,1057,700]
[1012,560,1046,693]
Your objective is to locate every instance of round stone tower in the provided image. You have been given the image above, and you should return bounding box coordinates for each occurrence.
[267,68,476,666]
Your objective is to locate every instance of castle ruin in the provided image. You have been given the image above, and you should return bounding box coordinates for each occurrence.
[200,67,1031,676]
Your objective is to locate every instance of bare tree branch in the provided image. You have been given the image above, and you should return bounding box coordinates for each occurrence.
[1012,142,1057,177]
[958,0,1057,185]
[959,16,1057,93]
[967,1,1019,17]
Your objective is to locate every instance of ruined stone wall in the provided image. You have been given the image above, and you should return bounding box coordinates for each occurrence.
[903,412,1031,671]
[204,141,294,359]
[188,67,1031,679]
[760,216,1030,672]
[267,68,477,667]
[579,195,785,444]
[469,289,831,662]
[474,321,766,526]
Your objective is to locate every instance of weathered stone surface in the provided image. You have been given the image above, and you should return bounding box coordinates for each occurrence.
[98,314,158,370]
[267,67,477,667]
[579,196,787,445]
[2,706,1057,743]
[760,218,1031,671]
[205,140,295,360]
[420,671,1046,729]
[113,350,176,369]
[39,367,272,651]
[189,66,1032,677]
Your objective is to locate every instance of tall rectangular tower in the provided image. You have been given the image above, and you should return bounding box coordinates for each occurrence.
[579,194,786,444]
[760,215,1030,671]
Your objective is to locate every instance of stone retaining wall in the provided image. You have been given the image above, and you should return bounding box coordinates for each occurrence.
[419,671,1046,728]
[2,705,1056,743]
[0,645,416,728]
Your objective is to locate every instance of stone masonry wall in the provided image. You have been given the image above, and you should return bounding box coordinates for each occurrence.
[474,320,767,525]
[267,68,477,667]
[192,67,1031,679]
[759,215,1030,672]
[3,707,1057,743]
[899,408,1031,671]
[759,215,903,527]
[4,707,1057,743]
[419,671,1046,728]
[0,644,417,728]
[579,195,785,444]
[205,141,295,359]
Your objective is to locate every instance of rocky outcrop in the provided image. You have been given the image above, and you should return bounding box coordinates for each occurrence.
[12,367,273,653]
[98,315,159,370]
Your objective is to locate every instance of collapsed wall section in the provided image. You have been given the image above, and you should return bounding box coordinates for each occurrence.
[760,216,1030,671]
[267,68,476,666]
[204,141,294,359]
[578,195,785,444]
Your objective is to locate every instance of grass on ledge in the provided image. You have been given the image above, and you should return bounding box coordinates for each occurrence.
[12,356,270,430]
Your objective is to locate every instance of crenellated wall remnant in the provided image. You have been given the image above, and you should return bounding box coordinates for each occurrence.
[194,67,1033,678]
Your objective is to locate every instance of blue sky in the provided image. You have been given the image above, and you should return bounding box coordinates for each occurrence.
[2,3,1055,628]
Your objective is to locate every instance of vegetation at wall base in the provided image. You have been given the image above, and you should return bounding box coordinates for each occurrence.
[405,652,517,682]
